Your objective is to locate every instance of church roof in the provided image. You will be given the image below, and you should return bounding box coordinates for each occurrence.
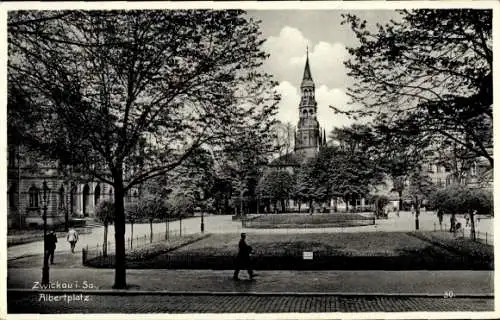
[269,152,301,167]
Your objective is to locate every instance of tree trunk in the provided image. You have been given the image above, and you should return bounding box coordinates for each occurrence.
[281,199,286,213]
[308,199,313,214]
[130,220,134,249]
[334,197,338,213]
[415,198,420,230]
[240,191,243,217]
[165,218,168,240]
[345,197,349,213]
[470,210,476,241]
[298,201,301,214]
[113,175,127,289]
[149,219,153,243]
[398,191,403,211]
[103,223,108,257]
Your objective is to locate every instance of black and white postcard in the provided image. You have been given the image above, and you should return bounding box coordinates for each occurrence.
[3,1,497,319]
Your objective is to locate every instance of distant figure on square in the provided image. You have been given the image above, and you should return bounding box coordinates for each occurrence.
[437,209,443,229]
[465,213,470,227]
[450,215,456,233]
[67,228,79,253]
[233,233,255,280]
[45,230,58,264]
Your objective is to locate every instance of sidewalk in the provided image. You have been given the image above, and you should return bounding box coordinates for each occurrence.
[7,267,493,296]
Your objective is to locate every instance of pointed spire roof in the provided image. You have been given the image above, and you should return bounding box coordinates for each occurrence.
[301,46,314,88]
[303,46,312,81]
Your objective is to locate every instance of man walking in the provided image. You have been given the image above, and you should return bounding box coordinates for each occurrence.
[67,228,79,253]
[233,233,255,280]
[45,230,58,264]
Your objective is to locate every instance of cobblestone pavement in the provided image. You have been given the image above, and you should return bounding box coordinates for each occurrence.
[7,292,494,313]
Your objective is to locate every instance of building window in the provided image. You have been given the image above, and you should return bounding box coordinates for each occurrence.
[28,186,39,208]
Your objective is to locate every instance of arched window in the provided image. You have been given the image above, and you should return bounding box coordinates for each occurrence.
[94,184,101,206]
[8,183,17,209]
[28,186,39,208]
[83,184,90,217]
[59,185,65,209]
[70,183,77,215]
[471,162,477,176]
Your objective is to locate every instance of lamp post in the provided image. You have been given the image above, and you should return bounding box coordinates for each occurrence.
[195,190,205,233]
[42,180,50,285]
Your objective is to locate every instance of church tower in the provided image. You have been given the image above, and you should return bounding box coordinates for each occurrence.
[294,48,323,159]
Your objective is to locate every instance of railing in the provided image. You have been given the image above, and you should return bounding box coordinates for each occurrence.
[432,222,493,245]
[241,214,376,229]
[82,229,187,265]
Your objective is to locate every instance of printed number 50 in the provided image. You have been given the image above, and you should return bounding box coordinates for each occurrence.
[444,291,454,298]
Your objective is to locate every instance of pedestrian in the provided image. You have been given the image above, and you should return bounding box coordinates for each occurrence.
[45,230,58,264]
[233,233,255,281]
[67,228,79,253]
[437,209,443,230]
[450,214,456,233]
[410,205,415,216]
[465,213,470,227]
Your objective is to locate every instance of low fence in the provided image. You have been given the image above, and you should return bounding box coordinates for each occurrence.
[241,214,376,229]
[432,222,493,245]
[82,229,187,265]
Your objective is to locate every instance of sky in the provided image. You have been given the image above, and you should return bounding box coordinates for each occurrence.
[246,10,401,135]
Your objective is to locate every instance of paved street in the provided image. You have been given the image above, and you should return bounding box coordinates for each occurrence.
[8,211,493,261]
[8,268,493,295]
[7,292,494,313]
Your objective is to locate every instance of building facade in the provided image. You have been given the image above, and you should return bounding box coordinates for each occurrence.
[7,145,138,228]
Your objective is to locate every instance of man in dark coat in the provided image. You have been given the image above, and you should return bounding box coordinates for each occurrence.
[45,230,58,264]
[233,233,254,280]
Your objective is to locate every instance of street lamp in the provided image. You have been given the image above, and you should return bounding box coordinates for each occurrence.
[195,190,205,233]
[41,180,50,285]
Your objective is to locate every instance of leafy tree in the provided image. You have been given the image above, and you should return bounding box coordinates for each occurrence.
[431,185,492,239]
[124,202,143,249]
[292,163,317,213]
[340,9,493,168]
[217,124,277,216]
[257,170,294,213]
[272,121,295,158]
[406,166,436,230]
[8,10,278,288]
[325,125,386,212]
[95,200,114,257]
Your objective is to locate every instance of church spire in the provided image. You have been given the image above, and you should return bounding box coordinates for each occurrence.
[302,46,313,83]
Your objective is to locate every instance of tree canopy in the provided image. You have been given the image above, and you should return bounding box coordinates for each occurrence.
[340,9,493,168]
[8,10,279,289]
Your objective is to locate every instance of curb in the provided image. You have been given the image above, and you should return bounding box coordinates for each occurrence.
[7,289,494,298]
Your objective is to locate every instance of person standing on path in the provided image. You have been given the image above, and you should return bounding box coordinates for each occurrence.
[45,230,58,264]
[233,233,255,281]
[465,213,470,227]
[437,209,444,230]
[67,228,79,253]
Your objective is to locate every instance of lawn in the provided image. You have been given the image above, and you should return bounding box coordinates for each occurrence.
[173,232,428,257]
[244,213,375,228]
[124,232,492,270]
